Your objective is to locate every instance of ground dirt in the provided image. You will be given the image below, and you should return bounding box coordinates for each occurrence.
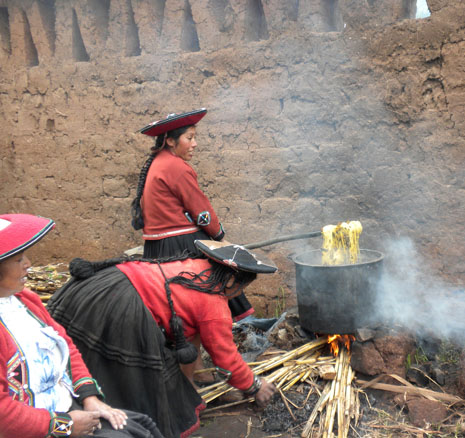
[192,316,465,438]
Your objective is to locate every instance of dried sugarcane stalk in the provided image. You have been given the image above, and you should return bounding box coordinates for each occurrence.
[200,338,359,438]
[301,382,331,437]
[279,389,297,421]
[320,347,354,438]
[200,339,330,403]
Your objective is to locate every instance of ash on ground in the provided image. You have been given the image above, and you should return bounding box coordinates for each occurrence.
[261,387,319,433]
[261,384,374,438]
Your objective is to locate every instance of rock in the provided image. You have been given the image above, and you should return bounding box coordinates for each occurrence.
[373,332,416,378]
[350,341,385,376]
[406,363,432,386]
[355,327,376,342]
[407,398,449,428]
[350,328,416,377]
[431,367,446,386]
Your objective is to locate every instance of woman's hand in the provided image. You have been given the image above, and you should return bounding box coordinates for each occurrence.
[254,378,277,406]
[69,410,100,436]
[82,396,128,430]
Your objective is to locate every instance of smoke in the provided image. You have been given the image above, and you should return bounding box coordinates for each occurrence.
[372,236,465,343]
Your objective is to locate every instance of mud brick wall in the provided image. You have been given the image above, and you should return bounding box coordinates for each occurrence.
[0,0,463,315]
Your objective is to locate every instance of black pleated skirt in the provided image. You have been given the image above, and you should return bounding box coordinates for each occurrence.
[143,231,253,321]
[47,267,204,438]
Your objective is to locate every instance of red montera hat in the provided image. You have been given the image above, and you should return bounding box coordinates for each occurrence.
[138,108,207,137]
[0,214,55,261]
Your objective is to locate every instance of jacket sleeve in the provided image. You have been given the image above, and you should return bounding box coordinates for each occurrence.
[198,317,254,391]
[0,317,57,438]
[0,290,103,438]
[171,165,225,240]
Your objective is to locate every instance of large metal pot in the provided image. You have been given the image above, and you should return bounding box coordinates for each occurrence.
[293,249,384,334]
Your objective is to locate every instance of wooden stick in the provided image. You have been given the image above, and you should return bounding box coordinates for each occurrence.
[356,379,463,403]
[301,382,331,437]
[279,389,297,421]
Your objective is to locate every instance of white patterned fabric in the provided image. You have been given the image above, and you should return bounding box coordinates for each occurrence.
[0,296,73,412]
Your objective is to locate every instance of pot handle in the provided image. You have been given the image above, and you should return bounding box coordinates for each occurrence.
[243,231,321,250]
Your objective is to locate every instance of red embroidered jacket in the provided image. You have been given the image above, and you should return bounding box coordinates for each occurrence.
[117,259,254,391]
[141,148,224,240]
[0,289,102,438]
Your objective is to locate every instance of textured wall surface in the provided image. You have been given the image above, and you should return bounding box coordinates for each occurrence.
[0,0,463,315]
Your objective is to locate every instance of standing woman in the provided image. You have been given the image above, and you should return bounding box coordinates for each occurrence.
[131,108,252,321]
[0,214,163,438]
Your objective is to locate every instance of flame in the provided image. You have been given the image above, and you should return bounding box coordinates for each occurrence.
[327,334,355,356]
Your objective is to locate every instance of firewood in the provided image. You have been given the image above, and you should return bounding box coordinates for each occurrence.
[319,364,336,380]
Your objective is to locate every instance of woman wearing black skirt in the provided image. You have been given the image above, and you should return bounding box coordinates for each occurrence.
[131,108,253,321]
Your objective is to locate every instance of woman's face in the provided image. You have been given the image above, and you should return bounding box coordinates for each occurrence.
[224,276,252,300]
[0,252,31,297]
[167,126,198,161]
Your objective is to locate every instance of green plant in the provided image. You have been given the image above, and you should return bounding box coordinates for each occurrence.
[414,345,429,364]
[437,340,461,365]
[273,286,287,318]
[406,345,428,371]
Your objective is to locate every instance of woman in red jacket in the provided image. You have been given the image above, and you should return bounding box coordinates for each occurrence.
[48,241,278,423]
[131,110,253,332]
[0,214,163,438]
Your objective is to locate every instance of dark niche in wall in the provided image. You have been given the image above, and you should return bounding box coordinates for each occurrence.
[287,0,300,22]
[402,0,417,19]
[0,7,11,56]
[88,0,110,43]
[208,0,233,32]
[322,0,343,32]
[37,0,56,54]
[124,0,141,56]
[72,8,89,62]
[245,0,269,42]
[21,9,39,66]
[181,0,200,52]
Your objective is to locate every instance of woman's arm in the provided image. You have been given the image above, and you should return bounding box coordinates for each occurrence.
[171,167,225,240]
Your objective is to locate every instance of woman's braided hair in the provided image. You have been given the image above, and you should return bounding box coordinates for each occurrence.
[130,125,192,230]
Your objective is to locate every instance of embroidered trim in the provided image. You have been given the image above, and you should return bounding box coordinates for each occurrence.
[143,226,199,239]
[197,211,211,227]
[48,412,73,437]
[213,223,225,240]
[73,377,104,397]
[0,316,34,405]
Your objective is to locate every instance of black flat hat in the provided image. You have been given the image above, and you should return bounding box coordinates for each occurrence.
[194,240,277,274]
[138,108,207,137]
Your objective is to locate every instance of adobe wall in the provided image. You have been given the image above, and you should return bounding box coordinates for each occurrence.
[0,0,463,315]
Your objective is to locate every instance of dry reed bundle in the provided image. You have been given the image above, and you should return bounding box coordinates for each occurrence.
[301,347,359,438]
[199,337,360,438]
[198,337,332,404]
[25,264,70,302]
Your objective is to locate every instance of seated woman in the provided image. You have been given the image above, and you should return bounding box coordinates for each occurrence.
[0,214,163,438]
[47,241,278,433]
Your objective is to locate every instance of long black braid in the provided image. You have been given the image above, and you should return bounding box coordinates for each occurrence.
[130,125,193,230]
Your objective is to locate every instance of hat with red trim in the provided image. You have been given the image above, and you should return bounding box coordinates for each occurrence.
[194,240,277,274]
[0,214,55,261]
[138,108,207,137]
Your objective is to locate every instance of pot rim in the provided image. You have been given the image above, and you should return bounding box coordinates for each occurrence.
[292,248,384,268]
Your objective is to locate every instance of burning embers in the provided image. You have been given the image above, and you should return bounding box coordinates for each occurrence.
[327,334,356,357]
